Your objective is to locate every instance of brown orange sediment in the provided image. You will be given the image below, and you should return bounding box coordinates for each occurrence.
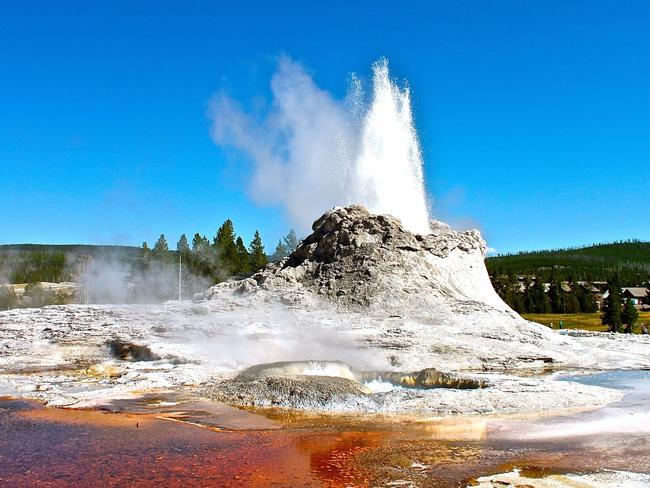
[0,396,504,487]
[2,396,644,487]
[17,402,157,428]
[0,397,394,487]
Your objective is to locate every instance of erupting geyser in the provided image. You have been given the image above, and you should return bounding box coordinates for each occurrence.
[210,57,431,234]
[349,59,430,234]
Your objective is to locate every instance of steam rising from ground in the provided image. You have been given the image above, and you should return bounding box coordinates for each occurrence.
[75,254,212,304]
[210,57,431,234]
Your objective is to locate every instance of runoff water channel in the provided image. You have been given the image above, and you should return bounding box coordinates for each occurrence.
[0,370,648,487]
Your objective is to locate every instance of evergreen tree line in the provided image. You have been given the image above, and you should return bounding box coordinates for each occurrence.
[0,245,141,285]
[494,273,650,333]
[493,275,599,314]
[0,224,300,308]
[140,223,299,287]
[0,251,70,283]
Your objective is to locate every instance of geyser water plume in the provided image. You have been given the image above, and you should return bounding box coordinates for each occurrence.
[210,57,431,234]
[351,59,430,234]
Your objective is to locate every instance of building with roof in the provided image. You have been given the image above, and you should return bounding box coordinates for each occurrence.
[621,287,648,309]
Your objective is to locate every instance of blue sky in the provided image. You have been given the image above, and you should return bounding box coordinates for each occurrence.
[1,1,649,254]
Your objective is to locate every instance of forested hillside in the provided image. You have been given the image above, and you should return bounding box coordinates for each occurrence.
[486,240,650,285]
[0,244,140,283]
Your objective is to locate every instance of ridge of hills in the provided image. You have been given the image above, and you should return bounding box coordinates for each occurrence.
[486,240,650,284]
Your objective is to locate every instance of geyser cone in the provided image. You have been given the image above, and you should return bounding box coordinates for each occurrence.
[200,205,594,378]
[203,205,506,314]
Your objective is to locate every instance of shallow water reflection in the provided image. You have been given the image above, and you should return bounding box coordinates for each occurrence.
[0,370,648,487]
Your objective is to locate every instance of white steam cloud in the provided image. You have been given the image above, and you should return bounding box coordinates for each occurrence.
[209,57,432,234]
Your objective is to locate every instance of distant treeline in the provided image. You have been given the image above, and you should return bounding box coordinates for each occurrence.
[0,245,140,284]
[0,225,299,286]
[600,274,643,333]
[493,276,599,314]
[486,240,650,285]
[142,222,298,284]
[0,222,299,308]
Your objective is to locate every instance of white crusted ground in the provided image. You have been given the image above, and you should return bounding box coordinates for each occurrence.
[472,469,650,487]
[0,292,648,414]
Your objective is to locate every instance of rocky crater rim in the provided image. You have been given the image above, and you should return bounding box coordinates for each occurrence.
[280,204,486,269]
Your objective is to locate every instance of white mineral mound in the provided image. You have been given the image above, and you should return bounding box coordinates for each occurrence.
[202,204,643,372]
[233,204,505,313]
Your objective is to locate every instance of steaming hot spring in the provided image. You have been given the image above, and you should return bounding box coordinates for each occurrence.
[2,204,650,417]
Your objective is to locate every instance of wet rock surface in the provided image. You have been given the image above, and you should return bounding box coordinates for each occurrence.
[201,360,625,415]
[207,375,372,410]
[360,368,486,390]
[235,360,357,381]
[206,361,488,411]
[204,371,623,415]
[108,339,159,362]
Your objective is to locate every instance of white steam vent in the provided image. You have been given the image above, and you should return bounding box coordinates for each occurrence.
[210,57,431,235]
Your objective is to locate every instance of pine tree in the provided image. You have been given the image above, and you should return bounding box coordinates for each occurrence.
[234,237,251,275]
[574,283,586,313]
[621,297,639,333]
[564,282,580,313]
[548,279,562,313]
[512,283,525,313]
[272,240,288,261]
[493,274,509,305]
[214,220,238,275]
[141,241,151,265]
[0,286,18,310]
[522,277,535,313]
[531,281,550,313]
[153,234,169,261]
[192,233,208,253]
[177,234,190,253]
[602,275,623,333]
[503,276,517,309]
[646,280,650,307]
[584,290,598,313]
[575,283,597,313]
[283,229,299,254]
[249,230,267,271]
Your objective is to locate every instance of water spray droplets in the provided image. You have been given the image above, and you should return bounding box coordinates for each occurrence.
[347,58,431,234]
[210,56,432,234]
